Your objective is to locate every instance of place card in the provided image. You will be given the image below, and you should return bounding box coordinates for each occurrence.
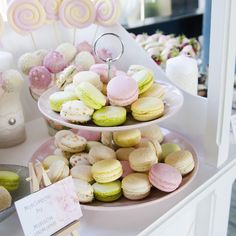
[15,176,82,236]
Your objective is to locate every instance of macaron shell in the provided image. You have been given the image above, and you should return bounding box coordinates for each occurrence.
[149,163,182,192]
[122,173,151,200]
[113,129,141,148]
[92,180,122,202]
[92,106,127,127]
[165,150,195,175]
[140,125,164,143]
[116,147,135,161]
[91,159,122,183]
[131,97,164,121]
[71,165,94,183]
[139,83,165,99]
[160,143,181,162]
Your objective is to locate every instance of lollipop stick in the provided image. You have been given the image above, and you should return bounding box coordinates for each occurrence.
[30,32,37,50]
[92,25,99,44]
[73,28,77,45]
[53,22,60,45]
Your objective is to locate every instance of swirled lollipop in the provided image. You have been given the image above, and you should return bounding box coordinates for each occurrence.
[59,0,95,28]
[7,0,46,35]
[94,0,121,26]
[40,0,62,21]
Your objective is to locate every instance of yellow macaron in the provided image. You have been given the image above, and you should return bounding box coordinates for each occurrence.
[131,97,164,121]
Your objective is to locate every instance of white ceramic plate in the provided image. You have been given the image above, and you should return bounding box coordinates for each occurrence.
[30,127,198,211]
[38,81,184,132]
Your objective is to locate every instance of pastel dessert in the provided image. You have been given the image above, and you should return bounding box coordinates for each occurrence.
[140,125,164,143]
[73,71,103,91]
[149,163,182,192]
[54,130,74,147]
[113,129,141,148]
[76,41,93,54]
[28,66,52,91]
[92,106,127,127]
[77,129,101,141]
[56,65,78,90]
[129,147,157,172]
[101,132,113,147]
[131,69,154,94]
[120,161,133,178]
[47,160,69,183]
[0,186,12,211]
[75,51,95,70]
[33,49,48,65]
[160,143,181,162]
[92,180,122,202]
[116,147,135,161]
[56,133,87,153]
[122,173,151,200]
[71,165,94,183]
[165,150,195,175]
[131,97,164,121]
[60,100,94,123]
[127,65,146,76]
[69,153,90,166]
[75,82,106,110]
[18,53,42,75]
[73,178,94,203]
[139,83,165,100]
[86,141,103,152]
[107,75,139,106]
[43,51,67,73]
[54,148,72,159]
[56,43,77,63]
[137,138,161,159]
[90,64,117,84]
[49,91,77,112]
[91,159,122,183]
[64,83,76,93]
[42,155,69,169]
[0,171,20,191]
[88,145,116,164]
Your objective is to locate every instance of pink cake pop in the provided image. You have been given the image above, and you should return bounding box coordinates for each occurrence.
[94,0,121,26]
[28,66,52,91]
[76,41,94,54]
[40,0,62,21]
[7,0,46,34]
[43,51,67,73]
[59,0,95,28]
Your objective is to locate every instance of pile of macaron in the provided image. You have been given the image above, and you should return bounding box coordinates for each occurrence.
[131,32,200,67]
[49,62,165,126]
[17,41,112,99]
[40,125,195,203]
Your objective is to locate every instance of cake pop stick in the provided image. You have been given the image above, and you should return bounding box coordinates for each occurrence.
[7,0,46,49]
[0,13,4,48]
[59,0,95,45]
[93,0,121,43]
[40,0,62,44]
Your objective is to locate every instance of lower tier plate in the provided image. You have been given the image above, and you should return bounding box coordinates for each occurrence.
[30,127,198,211]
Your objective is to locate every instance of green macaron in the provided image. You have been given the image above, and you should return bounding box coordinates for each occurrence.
[75,82,106,110]
[92,180,122,202]
[160,143,181,162]
[132,69,154,94]
[92,106,127,127]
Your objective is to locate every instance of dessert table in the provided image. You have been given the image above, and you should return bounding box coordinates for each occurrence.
[0,118,236,236]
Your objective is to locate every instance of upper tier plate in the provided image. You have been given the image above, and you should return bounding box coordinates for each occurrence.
[38,81,183,132]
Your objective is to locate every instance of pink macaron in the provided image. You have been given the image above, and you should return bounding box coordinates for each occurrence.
[107,75,139,107]
[43,51,67,73]
[28,66,52,90]
[120,161,133,178]
[149,163,182,192]
[90,64,117,84]
[76,129,101,141]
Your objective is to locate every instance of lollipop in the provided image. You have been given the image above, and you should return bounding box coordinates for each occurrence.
[59,0,95,28]
[40,0,62,21]
[94,0,121,26]
[7,0,46,34]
